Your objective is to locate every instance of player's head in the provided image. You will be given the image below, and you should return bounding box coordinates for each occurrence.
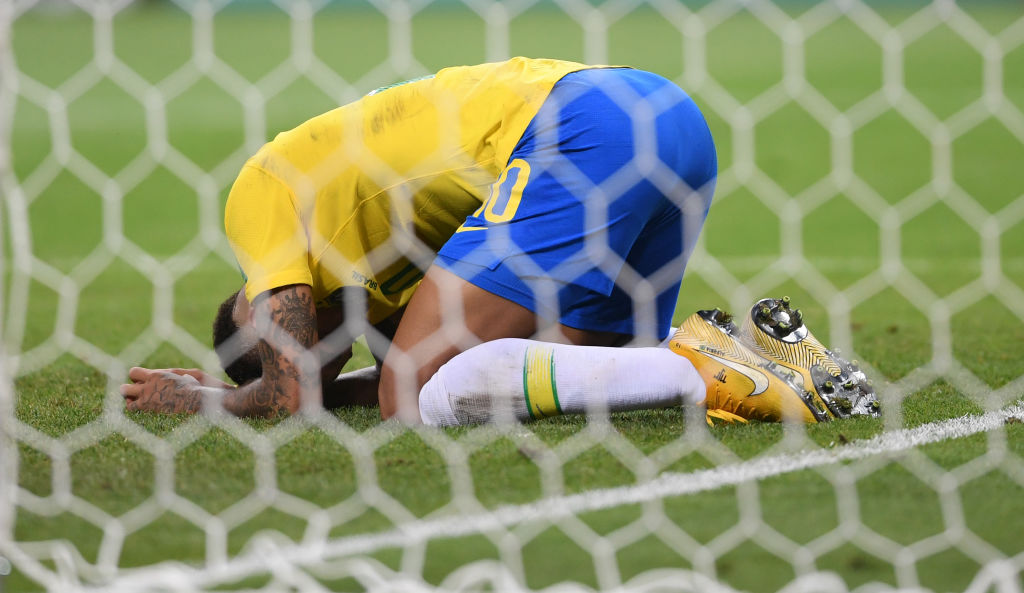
[212,288,263,385]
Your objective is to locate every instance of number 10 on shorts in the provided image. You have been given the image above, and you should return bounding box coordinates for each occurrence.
[468,159,532,227]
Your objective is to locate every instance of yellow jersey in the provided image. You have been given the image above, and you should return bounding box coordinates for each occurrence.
[225,57,591,323]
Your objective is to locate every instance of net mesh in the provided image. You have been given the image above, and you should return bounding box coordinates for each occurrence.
[2,0,1024,591]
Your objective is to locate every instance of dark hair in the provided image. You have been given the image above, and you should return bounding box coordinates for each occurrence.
[212,291,263,385]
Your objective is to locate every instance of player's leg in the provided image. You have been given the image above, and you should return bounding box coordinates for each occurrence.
[378,265,628,422]
[378,264,706,424]
[418,336,707,426]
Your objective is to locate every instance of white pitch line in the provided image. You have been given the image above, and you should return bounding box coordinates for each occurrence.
[96,403,1024,592]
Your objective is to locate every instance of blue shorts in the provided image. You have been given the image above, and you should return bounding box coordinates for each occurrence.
[437,68,717,340]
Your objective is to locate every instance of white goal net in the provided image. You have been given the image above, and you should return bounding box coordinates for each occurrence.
[2,0,1024,592]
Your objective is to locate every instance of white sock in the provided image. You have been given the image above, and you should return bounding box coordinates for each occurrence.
[418,338,706,426]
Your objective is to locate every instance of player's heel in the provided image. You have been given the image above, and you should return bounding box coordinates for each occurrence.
[740,297,881,420]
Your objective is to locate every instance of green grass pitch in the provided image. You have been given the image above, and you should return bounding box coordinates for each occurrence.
[4,2,1024,591]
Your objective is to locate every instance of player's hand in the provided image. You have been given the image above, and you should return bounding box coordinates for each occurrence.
[120,367,204,414]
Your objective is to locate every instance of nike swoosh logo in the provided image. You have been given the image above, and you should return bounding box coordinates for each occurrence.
[700,351,770,396]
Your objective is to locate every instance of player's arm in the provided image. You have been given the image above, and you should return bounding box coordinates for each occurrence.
[123,284,320,417]
[222,284,319,416]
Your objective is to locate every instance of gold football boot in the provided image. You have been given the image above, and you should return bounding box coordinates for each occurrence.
[669,309,833,424]
[737,296,881,419]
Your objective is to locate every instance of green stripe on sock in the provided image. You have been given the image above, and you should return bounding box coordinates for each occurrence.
[522,349,536,420]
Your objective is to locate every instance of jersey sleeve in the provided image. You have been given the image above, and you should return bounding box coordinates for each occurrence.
[225,163,313,302]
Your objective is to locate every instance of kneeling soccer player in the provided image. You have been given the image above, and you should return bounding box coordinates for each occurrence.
[122,57,880,426]
[121,57,717,422]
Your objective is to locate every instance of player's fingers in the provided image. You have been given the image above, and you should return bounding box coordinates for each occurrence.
[120,382,141,400]
[128,367,153,382]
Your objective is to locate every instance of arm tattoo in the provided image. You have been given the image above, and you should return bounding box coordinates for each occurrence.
[272,289,318,344]
[223,286,319,418]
